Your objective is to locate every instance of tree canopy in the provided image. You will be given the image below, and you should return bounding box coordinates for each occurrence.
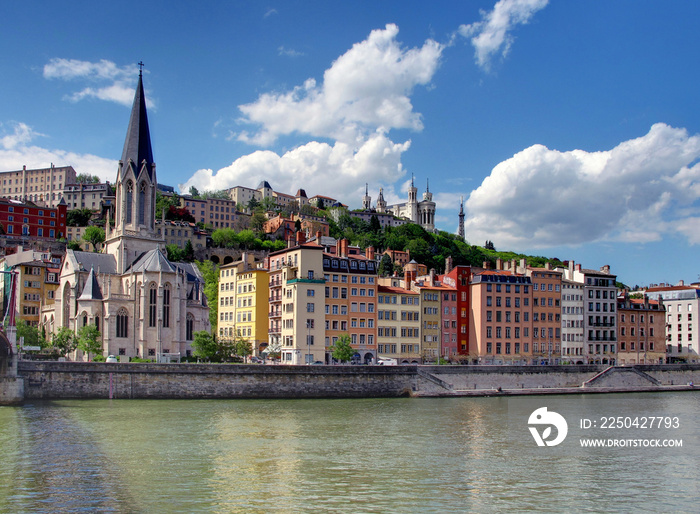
[331,334,355,363]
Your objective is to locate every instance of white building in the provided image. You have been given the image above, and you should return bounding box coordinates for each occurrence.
[646,282,700,363]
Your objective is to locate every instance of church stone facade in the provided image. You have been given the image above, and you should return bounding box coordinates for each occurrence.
[365,177,436,232]
[45,71,210,360]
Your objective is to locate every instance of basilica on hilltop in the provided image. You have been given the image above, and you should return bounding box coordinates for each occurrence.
[362,176,437,232]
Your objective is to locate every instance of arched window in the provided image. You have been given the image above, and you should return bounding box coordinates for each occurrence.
[148,284,157,327]
[139,182,146,225]
[186,313,194,341]
[116,308,128,338]
[162,284,171,328]
[95,316,100,332]
[126,181,133,224]
[82,311,88,327]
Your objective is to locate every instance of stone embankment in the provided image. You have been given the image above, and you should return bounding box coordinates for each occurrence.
[0,362,697,403]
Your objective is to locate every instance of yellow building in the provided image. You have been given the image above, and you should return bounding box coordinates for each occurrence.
[218,253,270,357]
[377,284,421,363]
[0,249,62,329]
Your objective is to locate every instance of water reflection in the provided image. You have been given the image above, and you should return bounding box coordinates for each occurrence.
[0,393,697,513]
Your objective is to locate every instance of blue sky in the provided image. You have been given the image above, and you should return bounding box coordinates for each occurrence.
[1,0,699,288]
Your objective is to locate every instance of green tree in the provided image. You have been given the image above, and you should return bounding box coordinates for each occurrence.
[237,229,256,249]
[188,186,200,198]
[166,244,185,262]
[234,337,253,360]
[369,214,381,233]
[82,226,105,251]
[261,196,278,212]
[250,211,267,234]
[67,240,82,251]
[331,334,355,363]
[76,173,101,184]
[211,227,238,248]
[247,197,260,211]
[16,319,42,349]
[183,239,195,262]
[378,253,393,277]
[196,260,219,330]
[192,330,218,361]
[51,326,77,357]
[77,324,102,360]
[66,208,93,227]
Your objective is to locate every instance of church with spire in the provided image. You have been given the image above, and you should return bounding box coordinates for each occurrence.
[364,176,437,232]
[46,68,210,361]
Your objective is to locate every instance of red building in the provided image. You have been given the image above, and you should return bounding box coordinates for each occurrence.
[0,198,67,240]
[440,261,473,359]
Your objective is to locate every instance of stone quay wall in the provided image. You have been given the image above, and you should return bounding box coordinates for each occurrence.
[10,362,700,402]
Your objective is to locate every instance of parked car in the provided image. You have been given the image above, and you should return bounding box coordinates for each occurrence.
[106,355,118,363]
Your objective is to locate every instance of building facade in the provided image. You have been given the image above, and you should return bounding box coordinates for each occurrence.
[218,253,269,357]
[0,164,76,207]
[617,292,666,365]
[0,198,67,240]
[646,283,700,363]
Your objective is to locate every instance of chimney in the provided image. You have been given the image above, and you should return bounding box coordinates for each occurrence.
[296,230,306,245]
[575,264,581,272]
[569,260,574,274]
[678,280,685,286]
[496,258,503,270]
[483,261,490,270]
[316,231,322,243]
[430,268,436,286]
[367,246,375,261]
[600,264,610,274]
[545,262,551,270]
[445,256,453,274]
[520,258,526,270]
[511,259,516,271]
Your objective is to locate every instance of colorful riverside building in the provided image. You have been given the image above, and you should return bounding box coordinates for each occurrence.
[469,269,534,365]
[515,262,563,364]
[646,282,700,363]
[321,239,378,364]
[217,253,269,357]
[266,233,326,364]
[616,292,666,365]
[440,261,473,359]
[410,266,445,364]
[559,275,585,363]
[377,284,421,363]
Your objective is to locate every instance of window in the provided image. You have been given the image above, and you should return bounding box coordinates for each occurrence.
[162,286,171,328]
[116,308,128,338]
[126,181,133,224]
[149,285,157,327]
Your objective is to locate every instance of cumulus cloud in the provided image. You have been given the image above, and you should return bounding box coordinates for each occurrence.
[236,24,443,146]
[179,131,410,202]
[0,121,116,181]
[464,123,700,248]
[43,58,146,107]
[459,0,548,70]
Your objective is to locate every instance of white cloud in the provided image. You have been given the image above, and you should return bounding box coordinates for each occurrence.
[236,24,443,145]
[178,132,410,203]
[464,123,700,248]
[0,121,116,182]
[278,46,304,57]
[459,0,548,70]
[43,58,145,107]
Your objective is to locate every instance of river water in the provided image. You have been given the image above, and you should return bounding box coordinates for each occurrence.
[0,392,698,513]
